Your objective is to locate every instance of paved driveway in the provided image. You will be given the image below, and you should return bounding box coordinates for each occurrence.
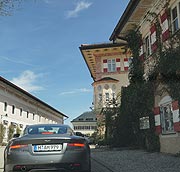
[91,148,180,172]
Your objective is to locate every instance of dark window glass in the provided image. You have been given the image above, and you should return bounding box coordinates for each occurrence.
[12,105,15,114]
[20,108,23,116]
[4,102,7,111]
[172,6,179,32]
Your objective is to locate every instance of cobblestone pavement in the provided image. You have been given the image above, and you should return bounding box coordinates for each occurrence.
[91,148,180,172]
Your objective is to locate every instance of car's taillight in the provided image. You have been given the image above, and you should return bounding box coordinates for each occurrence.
[10,144,28,149]
[41,132,54,134]
[67,143,85,147]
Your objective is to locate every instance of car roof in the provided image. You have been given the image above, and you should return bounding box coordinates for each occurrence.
[26,124,70,128]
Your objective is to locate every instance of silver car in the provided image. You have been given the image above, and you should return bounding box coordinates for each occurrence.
[4,124,91,172]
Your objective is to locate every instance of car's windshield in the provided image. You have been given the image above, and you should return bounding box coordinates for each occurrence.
[27,125,68,135]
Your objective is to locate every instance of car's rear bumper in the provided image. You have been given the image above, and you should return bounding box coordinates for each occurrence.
[8,163,83,172]
[4,150,90,172]
[5,162,90,172]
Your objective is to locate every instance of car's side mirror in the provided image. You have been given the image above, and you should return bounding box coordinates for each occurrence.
[13,133,20,138]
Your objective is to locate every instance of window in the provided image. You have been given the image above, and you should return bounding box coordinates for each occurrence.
[84,126,90,130]
[79,126,84,130]
[145,35,151,56]
[98,93,102,102]
[112,92,116,104]
[97,85,102,91]
[86,118,93,121]
[171,2,180,33]
[4,102,7,111]
[27,111,29,118]
[27,125,68,135]
[105,93,109,101]
[112,92,116,99]
[12,105,15,114]
[112,84,116,91]
[20,108,23,116]
[104,84,109,90]
[107,59,116,72]
[160,104,174,133]
[33,113,35,120]
[91,126,97,130]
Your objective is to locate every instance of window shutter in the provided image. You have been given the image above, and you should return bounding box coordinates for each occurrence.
[172,101,180,132]
[124,58,129,71]
[150,24,157,52]
[116,58,121,71]
[103,59,107,73]
[139,41,144,61]
[160,11,170,41]
[154,106,161,134]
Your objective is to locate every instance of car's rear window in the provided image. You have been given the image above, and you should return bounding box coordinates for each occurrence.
[27,126,68,134]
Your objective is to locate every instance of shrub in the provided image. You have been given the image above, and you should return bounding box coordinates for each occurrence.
[8,124,15,141]
[145,130,160,152]
[16,126,21,135]
[0,124,5,145]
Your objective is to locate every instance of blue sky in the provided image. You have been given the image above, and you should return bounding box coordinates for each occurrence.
[0,0,129,126]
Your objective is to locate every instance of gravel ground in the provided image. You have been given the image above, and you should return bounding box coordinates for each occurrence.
[91,148,180,172]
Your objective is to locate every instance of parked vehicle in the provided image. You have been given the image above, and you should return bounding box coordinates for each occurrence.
[4,124,91,172]
[75,132,94,145]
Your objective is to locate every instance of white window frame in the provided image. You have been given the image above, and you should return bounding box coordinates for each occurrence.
[107,59,116,72]
[171,1,180,34]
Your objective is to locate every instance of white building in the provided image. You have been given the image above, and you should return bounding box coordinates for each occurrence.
[0,76,68,142]
[71,111,97,136]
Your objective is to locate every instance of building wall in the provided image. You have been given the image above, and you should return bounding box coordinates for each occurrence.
[93,82,119,109]
[93,54,130,110]
[0,79,64,142]
[95,53,130,81]
[136,0,180,154]
[72,121,97,136]
[160,133,180,154]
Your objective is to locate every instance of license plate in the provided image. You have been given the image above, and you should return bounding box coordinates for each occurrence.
[33,144,62,152]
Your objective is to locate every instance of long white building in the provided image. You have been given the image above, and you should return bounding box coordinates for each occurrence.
[71,111,97,136]
[0,76,68,142]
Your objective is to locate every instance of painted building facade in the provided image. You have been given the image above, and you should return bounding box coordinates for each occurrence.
[0,76,68,142]
[110,0,180,154]
[80,43,131,136]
